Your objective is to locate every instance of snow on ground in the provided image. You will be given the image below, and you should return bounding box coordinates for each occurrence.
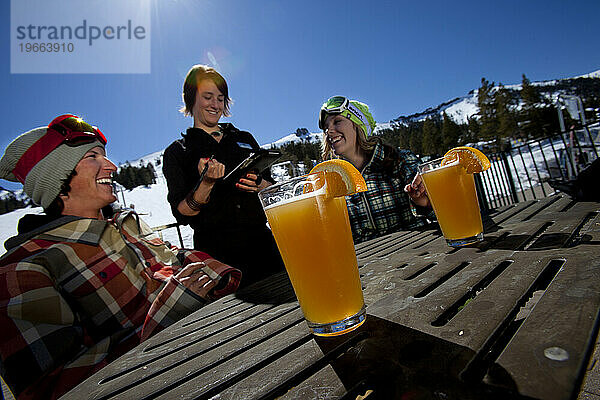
[0,205,44,254]
[576,69,600,79]
[265,131,321,148]
[478,124,600,201]
[116,179,195,249]
[443,92,479,125]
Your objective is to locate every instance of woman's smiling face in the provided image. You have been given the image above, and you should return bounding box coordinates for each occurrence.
[192,79,225,130]
[323,114,358,158]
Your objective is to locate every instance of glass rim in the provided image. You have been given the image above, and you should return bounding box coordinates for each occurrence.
[418,155,460,173]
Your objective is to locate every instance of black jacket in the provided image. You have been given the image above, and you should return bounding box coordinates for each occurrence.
[162,123,284,286]
[163,123,271,229]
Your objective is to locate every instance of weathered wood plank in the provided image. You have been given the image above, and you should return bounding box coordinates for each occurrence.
[366,250,550,350]
[279,365,347,400]
[357,230,436,262]
[165,337,329,400]
[498,196,562,225]
[64,303,304,399]
[491,248,600,399]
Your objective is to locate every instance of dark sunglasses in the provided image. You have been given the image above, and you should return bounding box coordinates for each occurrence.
[12,114,108,183]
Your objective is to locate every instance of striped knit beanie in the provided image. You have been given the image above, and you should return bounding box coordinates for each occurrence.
[0,126,104,209]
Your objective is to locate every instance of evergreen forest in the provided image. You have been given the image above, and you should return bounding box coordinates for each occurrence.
[276,75,600,164]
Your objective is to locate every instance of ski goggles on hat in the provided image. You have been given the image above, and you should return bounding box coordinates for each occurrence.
[12,114,107,183]
[318,96,372,136]
[48,114,107,146]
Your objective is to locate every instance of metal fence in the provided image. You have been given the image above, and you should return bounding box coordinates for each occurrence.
[475,123,600,212]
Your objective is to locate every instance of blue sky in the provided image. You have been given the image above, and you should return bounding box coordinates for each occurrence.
[1,0,599,191]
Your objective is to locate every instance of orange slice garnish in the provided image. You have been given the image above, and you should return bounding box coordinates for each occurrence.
[442,146,490,173]
[309,159,367,197]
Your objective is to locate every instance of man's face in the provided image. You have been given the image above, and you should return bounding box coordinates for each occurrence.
[61,146,117,217]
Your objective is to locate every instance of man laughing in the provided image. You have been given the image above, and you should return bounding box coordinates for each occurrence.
[0,115,241,399]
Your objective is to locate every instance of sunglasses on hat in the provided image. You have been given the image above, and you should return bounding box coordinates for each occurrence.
[318,96,372,136]
[12,114,108,183]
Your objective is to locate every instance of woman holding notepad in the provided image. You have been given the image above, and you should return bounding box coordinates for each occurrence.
[163,64,284,288]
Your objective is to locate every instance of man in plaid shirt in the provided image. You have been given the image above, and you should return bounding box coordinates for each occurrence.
[0,115,241,399]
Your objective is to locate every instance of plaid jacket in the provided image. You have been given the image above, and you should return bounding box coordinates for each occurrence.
[0,210,240,400]
[346,143,432,243]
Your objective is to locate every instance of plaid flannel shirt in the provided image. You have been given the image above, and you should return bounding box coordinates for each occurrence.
[346,143,432,243]
[0,210,240,399]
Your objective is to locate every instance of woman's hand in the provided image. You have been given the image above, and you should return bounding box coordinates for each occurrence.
[404,173,431,208]
[177,158,225,216]
[174,262,217,299]
[197,157,225,184]
[236,172,271,193]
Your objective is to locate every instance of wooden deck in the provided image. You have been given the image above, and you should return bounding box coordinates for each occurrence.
[65,194,600,399]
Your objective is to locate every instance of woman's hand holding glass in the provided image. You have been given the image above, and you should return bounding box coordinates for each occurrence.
[404,173,431,208]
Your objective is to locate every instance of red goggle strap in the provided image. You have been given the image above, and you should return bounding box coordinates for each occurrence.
[12,129,67,183]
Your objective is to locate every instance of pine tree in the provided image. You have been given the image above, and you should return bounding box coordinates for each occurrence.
[521,74,541,105]
[397,124,411,149]
[519,73,546,138]
[0,192,29,215]
[409,123,423,155]
[466,116,480,144]
[302,155,314,171]
[146,163,157,184]
[495,83,518,143]
[422,118,441,156]
[441,113,462,151]
[477,77,498,142]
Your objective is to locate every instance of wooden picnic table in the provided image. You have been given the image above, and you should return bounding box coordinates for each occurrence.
[64,194,600,400]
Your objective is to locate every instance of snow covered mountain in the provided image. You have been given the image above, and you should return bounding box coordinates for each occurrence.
[392,68,600,125]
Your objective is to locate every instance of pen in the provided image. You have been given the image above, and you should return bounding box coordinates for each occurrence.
[193,154,215,192]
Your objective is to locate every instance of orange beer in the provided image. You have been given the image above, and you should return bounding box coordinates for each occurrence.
[261,174,365,335]
[420,159,483,246]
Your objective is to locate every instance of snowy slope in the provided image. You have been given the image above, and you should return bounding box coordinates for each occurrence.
[392,68,600,125]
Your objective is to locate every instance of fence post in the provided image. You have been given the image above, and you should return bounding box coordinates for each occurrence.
[474,174,490,213]
[176,224,184,248]
[501,152,519,203]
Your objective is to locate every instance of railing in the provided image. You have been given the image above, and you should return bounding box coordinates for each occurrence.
[475,123,599,212]
[152,222,185,248]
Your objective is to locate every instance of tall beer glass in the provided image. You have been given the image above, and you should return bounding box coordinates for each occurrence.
[419,157,484,247]
[259,172,366,336]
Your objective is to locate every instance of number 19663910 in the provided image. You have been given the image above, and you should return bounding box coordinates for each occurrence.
[19,42,74,52]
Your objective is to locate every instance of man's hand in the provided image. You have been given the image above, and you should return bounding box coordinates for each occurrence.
[174,262,217,299]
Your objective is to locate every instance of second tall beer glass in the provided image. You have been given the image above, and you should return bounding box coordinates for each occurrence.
[419,156,484,247]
